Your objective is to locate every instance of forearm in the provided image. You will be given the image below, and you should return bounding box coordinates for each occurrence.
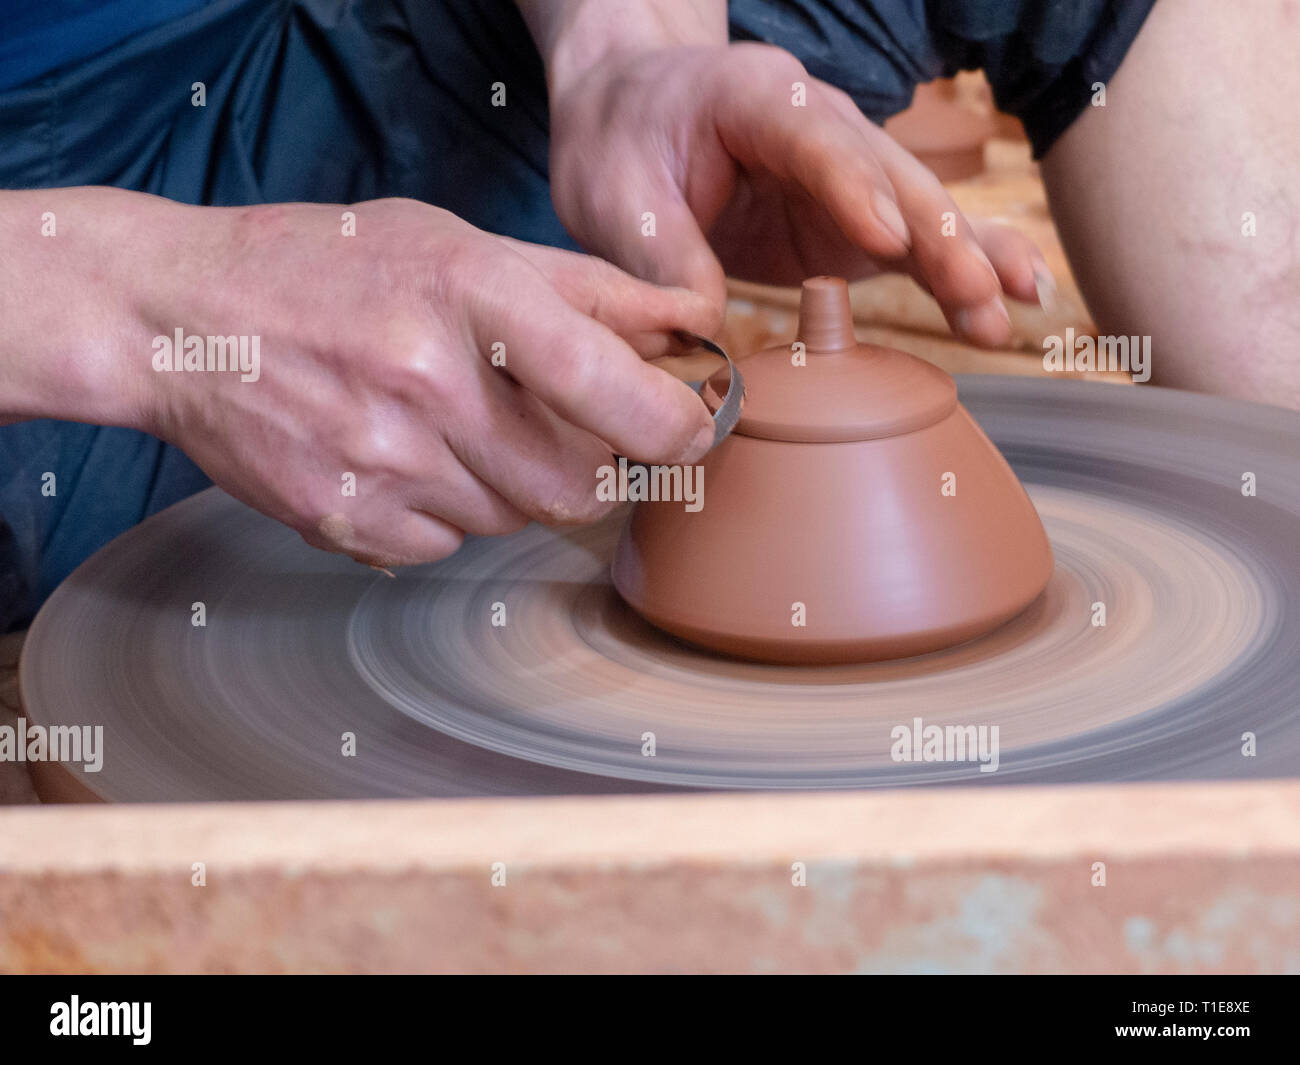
[515,0,726,96]
[0,186,178,429]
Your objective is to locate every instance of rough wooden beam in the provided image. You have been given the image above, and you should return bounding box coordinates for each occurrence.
[2,782,1296,973]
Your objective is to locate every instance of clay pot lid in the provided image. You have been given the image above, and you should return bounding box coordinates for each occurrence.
[703,276,957,443]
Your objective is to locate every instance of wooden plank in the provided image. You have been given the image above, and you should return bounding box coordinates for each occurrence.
[1,782,1296,973]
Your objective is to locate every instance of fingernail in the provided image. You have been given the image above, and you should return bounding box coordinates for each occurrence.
[954,296,1010,341]
[1033,263,1057,313]
[873,192,911,251]
[683,421,715,462]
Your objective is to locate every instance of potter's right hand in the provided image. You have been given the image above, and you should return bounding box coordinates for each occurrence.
[0,189,718,567]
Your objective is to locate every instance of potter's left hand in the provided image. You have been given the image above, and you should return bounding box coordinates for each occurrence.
[520,0,1047,348]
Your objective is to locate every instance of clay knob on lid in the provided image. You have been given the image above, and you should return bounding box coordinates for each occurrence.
[702,277,958,442]
[796,274,858,351]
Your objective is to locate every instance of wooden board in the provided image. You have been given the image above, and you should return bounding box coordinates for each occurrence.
[1,783,1297,973]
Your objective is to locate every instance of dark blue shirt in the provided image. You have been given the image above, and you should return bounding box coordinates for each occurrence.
[0,0,208,90]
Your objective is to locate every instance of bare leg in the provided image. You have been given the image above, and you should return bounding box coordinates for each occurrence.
[1041,0,1300,409]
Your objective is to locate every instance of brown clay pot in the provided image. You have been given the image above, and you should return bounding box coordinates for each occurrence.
[611,277,1054,664]
[883,80,995,182]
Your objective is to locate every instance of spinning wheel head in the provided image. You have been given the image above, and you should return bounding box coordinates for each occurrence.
[20,376,1300,800]
[612,277,1054,664]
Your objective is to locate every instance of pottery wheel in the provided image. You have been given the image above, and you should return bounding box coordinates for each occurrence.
[19,378,1300,801]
